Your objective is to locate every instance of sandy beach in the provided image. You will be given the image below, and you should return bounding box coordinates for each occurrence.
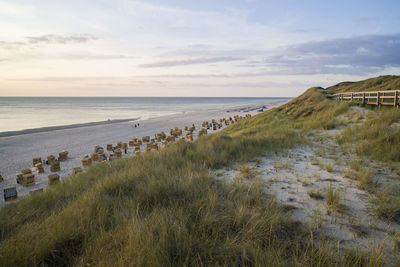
[0,100,288,207]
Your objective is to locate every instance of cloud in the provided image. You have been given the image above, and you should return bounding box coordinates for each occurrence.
[8,76,119,82]
[137,73,231,78]
[150,34,400,76]
[159,43,269,58]
[259,34,400,75]
[0,34,97,52]
[0,41,26,50]
[138,56,243,68]
[52,52,135,61]
[26,34,97,44]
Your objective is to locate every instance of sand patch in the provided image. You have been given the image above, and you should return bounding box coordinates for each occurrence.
[215,135,400,259]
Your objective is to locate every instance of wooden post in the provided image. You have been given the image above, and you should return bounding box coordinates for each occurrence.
[377,92,380,106]
[351,93,353,102]
[362,92,365,105]
[395,91,398,107]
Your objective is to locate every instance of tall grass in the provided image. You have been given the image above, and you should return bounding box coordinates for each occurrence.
[338,108,400,162]
[0,134,363,266]
[371,185,400,223]
[327,75,400,93]
[326,185,345,214]
[1,77,398,265]
[0,115,314,266]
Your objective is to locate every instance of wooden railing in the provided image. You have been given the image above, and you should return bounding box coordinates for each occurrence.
[332,90,400,107]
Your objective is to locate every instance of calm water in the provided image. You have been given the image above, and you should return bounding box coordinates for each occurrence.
[0,97,289,132]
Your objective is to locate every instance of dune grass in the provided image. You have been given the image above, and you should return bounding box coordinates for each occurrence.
[1,76,399,265]
[324,164,334,173]
[338,108,400,162]
[0,131,366,266]
[371,185,400,223]
[238,165,258,180]
[0,115,314,266]
[326,185,347,214]
[326,75,400,93]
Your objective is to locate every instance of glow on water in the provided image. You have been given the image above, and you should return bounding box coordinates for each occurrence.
[0,97,289,133]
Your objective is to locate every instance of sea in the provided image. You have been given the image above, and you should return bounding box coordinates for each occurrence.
[0,97,290,133]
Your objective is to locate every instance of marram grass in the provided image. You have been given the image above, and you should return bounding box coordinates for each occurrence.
[2,76,400,266]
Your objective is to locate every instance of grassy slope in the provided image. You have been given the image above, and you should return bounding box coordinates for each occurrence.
[332,76,400,224]
[327,75,400,93]
[1,76,399,266]
[331,76,400,162]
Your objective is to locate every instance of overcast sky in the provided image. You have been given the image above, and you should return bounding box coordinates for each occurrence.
[0,0,399,97]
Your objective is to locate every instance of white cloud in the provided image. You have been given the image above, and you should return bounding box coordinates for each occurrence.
[26,34,97,44]
[139,57,243,68]
[0,1,399,96]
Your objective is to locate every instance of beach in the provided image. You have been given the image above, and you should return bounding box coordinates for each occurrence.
[0,100,288,207]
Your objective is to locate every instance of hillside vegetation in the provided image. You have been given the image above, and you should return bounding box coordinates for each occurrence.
[327,75,400,93]
[1,75,399,266]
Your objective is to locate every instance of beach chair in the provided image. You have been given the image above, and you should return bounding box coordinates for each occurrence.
[91,153,100,162]
[100,154,107,161]
[50,161,61,172]
[58,151,69,161]
[114,149,122,158]
[21,173,35,186]
[4,187,17,201]
[33,157,42,166]
[47,155,56,165]
[107,144,113,151]
[35,163,45,173]
[82,156,92,166]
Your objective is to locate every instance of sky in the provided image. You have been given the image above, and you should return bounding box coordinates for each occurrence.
[0,0,399,97]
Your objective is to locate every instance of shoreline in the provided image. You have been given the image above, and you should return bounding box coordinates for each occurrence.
[0,118,140,138]
[0,103,279,138]
[0,99,289,207]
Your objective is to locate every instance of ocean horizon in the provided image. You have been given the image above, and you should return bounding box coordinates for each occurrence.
[0,97,291,133]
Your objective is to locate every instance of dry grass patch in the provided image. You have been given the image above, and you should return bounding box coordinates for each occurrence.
[308,189,325,200]
[371,186,400,223]
[238,164,258,180]
[326,185,347,214]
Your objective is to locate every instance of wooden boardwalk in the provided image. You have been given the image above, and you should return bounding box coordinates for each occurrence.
[332,90,400,107]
